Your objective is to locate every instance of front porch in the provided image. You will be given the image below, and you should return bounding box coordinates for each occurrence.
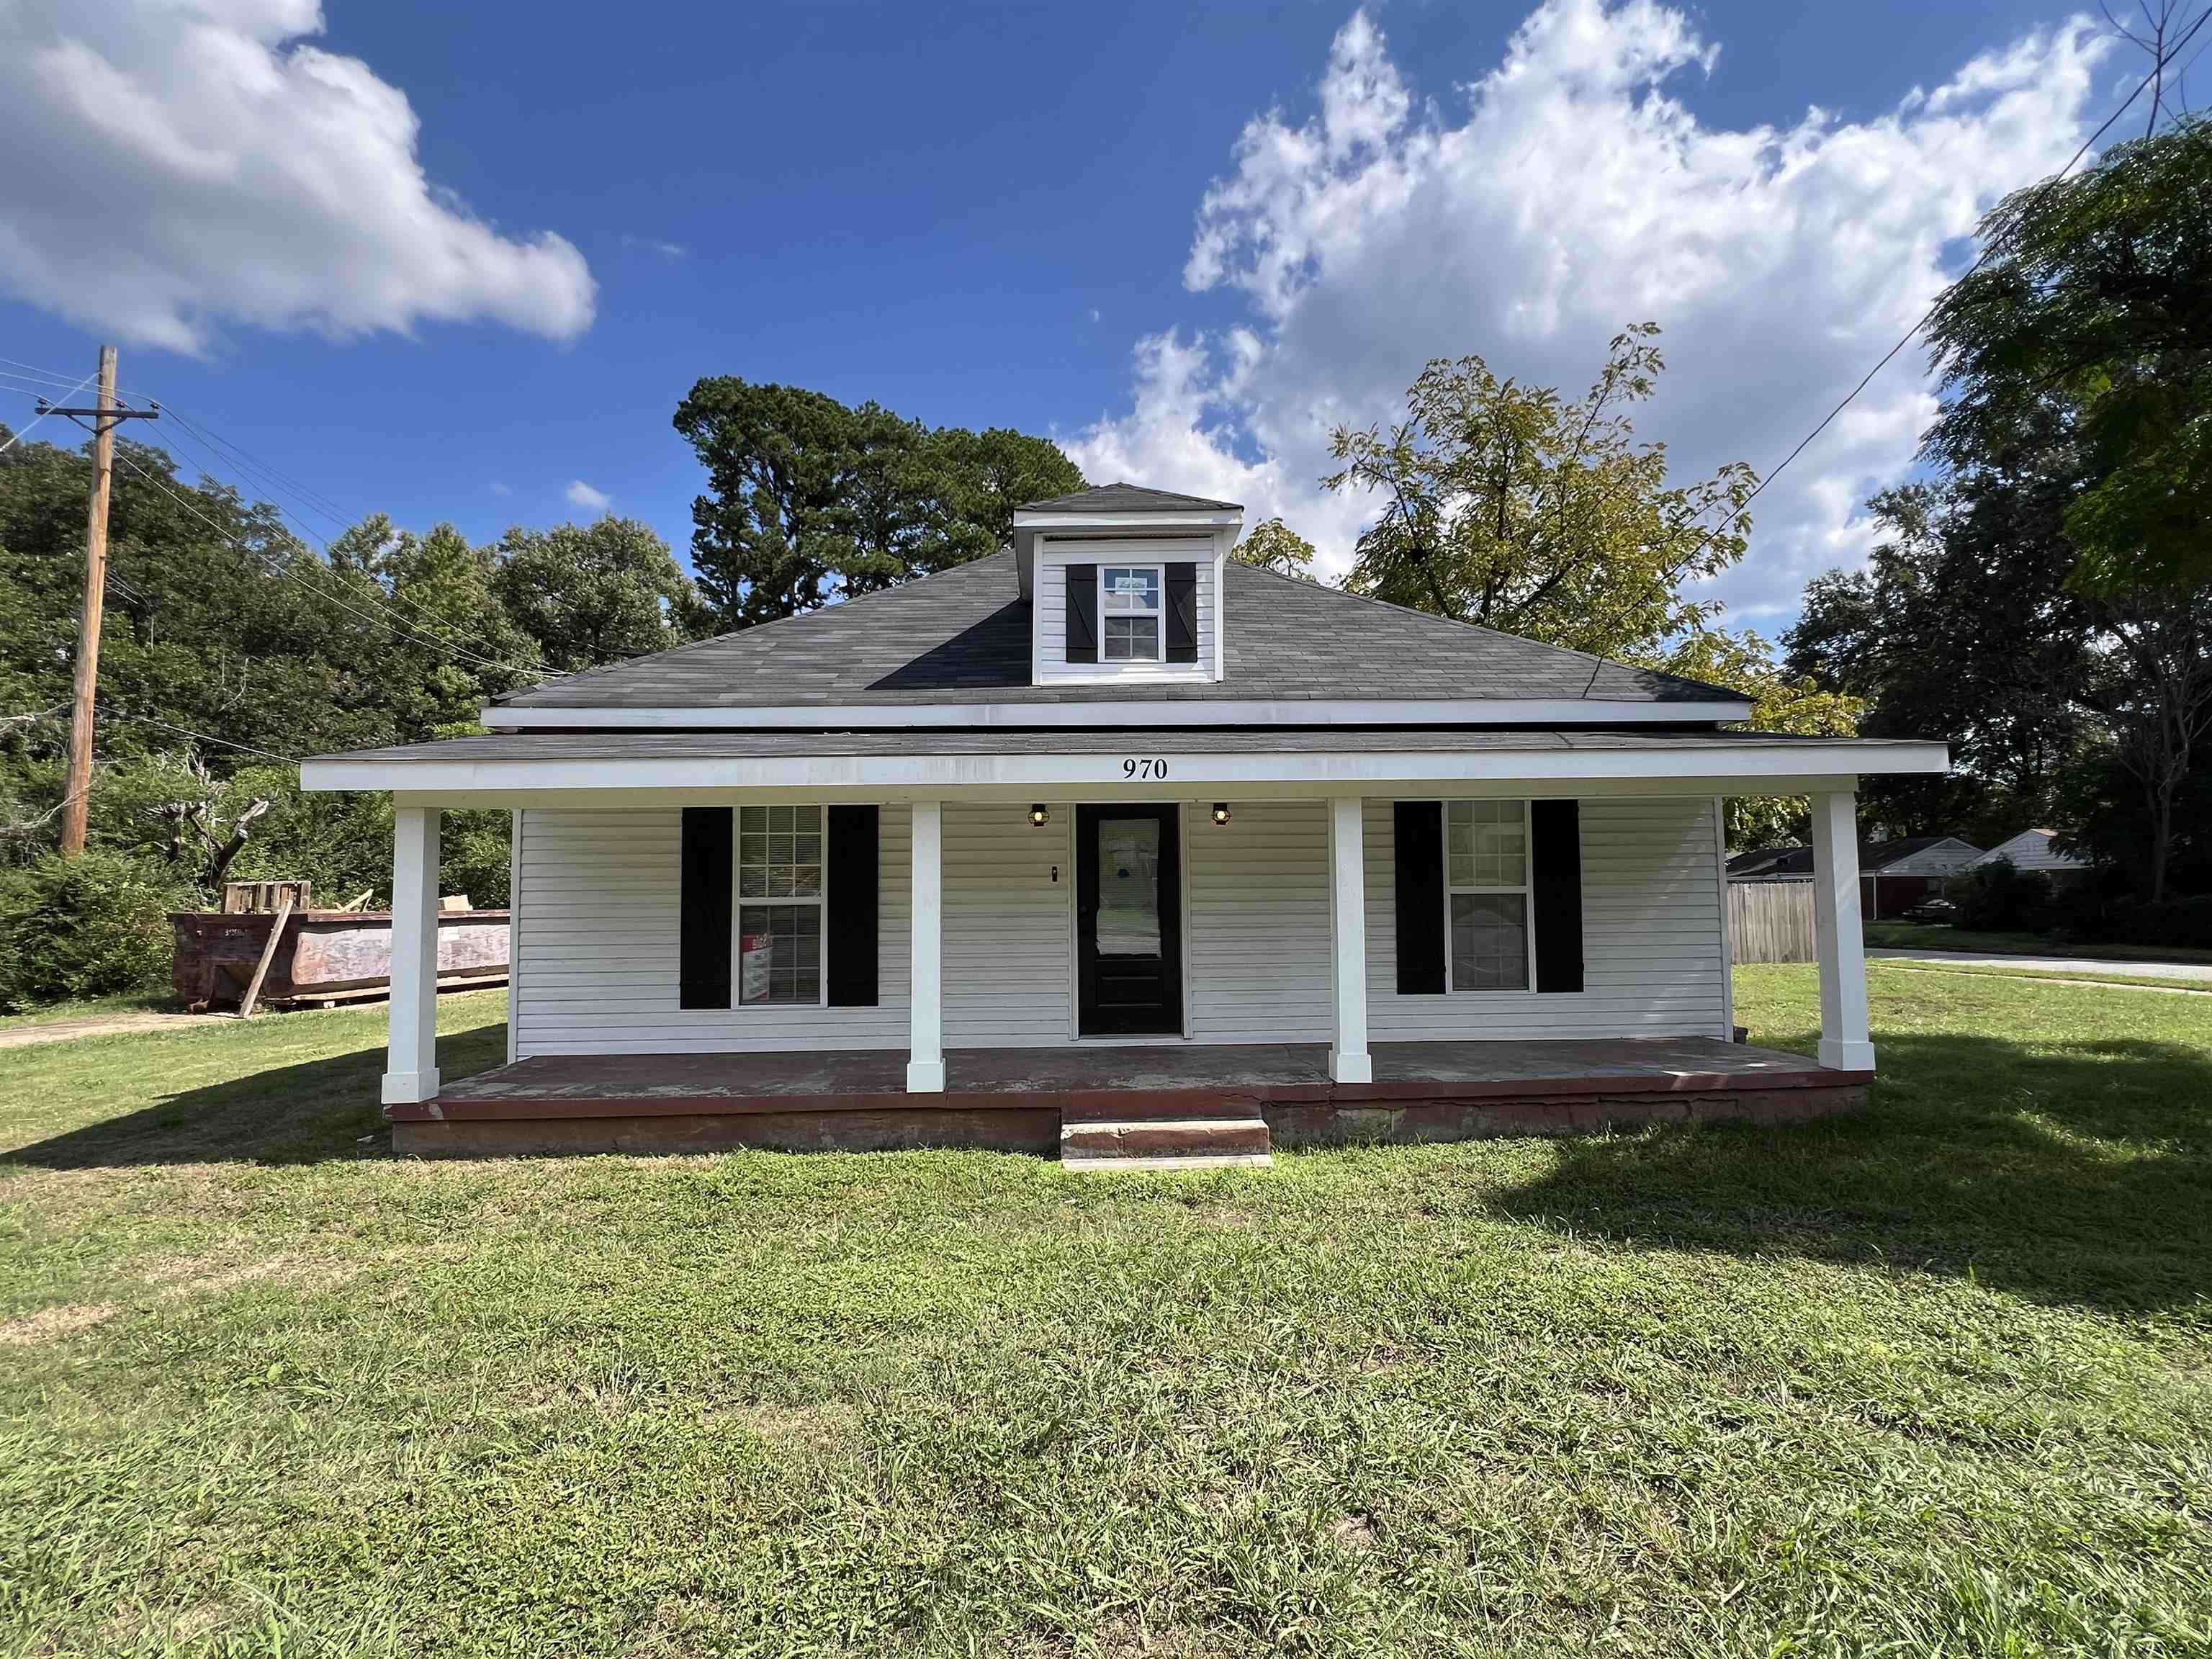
[390,1035,1870,1160]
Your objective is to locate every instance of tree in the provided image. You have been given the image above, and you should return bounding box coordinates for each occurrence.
[1913,115,2212,901]
[1324,323,1850,845]
[1325,323,1755,660]
[1925,117,2212,594]
[491,518,710,673]
[1785,429,2102,842]
[1233,518,1316,579]
[673,379,1082,626]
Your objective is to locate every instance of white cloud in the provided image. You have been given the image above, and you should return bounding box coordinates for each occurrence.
[1067,1,2109,623]
[0,0,595,354]
[621,234,688,258]
[565,479,613,513]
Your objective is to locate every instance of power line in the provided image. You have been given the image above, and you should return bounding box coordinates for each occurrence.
[9,694,300,765]
[0,369,97,455]
[100,706,302,763]
[6,360,552,679]
[1729,2,2210,526]
[109,448,549,680]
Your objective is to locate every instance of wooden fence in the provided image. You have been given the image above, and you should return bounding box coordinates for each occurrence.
[1728,880,1817,964]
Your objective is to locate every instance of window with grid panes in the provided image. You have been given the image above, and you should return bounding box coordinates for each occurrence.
[1100,565,1163,661]
[737,804,823,1004]
[1445,800,1531,990]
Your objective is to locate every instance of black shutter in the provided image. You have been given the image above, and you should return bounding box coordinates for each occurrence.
[1393,801,1446,994]
[826,805,878,1007]
[1165,562,1198,662]
[1066,563,1097,663]
[1532,799,1584,993]
[679,807,733,1010]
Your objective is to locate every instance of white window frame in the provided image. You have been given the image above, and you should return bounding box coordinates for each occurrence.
[1098,563,1166,663]
[1442,799,1537,994]
[734,802,829,1010]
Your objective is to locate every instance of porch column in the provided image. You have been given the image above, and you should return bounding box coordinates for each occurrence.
[1326,794,1372,1084]
[381,801,441,1106]
[1809,790,1876,1072]
[906,799,945,1093]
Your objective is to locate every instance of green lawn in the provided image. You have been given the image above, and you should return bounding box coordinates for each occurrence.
[1864,917,2212,966]
[1,973,2208,1658]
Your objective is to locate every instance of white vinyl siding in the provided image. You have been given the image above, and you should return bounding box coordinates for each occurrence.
[1035,541,1216,684]
[1184,800,1333,1043]
[511,806,909,1056]
[510,793,1728,1058]
[1366,796,1728,1040]
[942,801,1075,1046]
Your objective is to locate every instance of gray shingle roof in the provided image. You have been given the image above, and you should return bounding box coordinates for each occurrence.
[1728,836,1977,878]
[317,728,1912,768]
[493,553,1744,711]
[1020,481,1242,513]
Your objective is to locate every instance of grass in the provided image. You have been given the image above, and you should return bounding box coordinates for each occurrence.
[1,973,2208,1658]
[1864,918,2212,966]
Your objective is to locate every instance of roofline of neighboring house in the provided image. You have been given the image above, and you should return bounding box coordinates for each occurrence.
[479,696,1761,731]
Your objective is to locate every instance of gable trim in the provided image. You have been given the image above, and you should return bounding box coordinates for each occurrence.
[482,697,1758,731]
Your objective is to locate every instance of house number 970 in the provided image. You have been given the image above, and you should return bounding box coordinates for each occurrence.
[1122,757,1169,779]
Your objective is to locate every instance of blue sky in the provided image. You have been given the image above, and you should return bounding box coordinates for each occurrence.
[0,1,2136,631]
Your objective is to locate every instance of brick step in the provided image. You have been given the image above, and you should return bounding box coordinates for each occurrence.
[1059,1102,1273,1171]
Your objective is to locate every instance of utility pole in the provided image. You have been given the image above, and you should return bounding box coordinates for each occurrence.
[44,346,157,858]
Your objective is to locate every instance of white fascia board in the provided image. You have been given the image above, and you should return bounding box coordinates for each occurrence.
[1014,510,1243,532]
[479,697,1758,729]
[306,739,1947,798]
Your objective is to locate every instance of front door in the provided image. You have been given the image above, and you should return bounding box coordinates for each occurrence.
[1076,804,1182,1035]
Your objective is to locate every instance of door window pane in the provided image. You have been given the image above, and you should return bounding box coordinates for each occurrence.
[1451,892,1528,990]
[1096,817,1162,956]
[738,904,821,1004]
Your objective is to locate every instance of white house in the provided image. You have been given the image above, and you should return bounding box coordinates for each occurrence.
[303,484,1949,1166]
[1971,828,2089,879]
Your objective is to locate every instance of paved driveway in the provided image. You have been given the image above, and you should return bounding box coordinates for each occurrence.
[1869,949,2212,984]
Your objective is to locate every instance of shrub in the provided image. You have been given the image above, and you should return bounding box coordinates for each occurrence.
[0,851,194,1012]
[2090,894,2212,949]
[1951,859,2052,934]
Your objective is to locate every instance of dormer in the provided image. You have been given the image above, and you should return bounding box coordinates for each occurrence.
[1012,482,1243,685]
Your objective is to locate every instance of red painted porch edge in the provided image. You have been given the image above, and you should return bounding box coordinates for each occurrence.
[389,1068,1872,1123]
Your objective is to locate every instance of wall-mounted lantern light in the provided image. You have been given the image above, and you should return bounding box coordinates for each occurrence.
[1212,803,1232,826]
[1029,804,1051,828]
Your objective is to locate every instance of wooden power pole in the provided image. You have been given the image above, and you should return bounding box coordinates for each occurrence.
[45,346,156,858]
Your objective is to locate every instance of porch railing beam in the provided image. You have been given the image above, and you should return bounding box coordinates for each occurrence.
[382,802,442,1105]
[907,798,945,1092]
[1809,789,1875,1072]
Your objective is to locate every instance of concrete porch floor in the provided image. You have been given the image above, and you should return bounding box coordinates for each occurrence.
[392,1038,1869,1158]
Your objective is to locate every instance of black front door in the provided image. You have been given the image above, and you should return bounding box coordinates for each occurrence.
[1077,804,1182,1035]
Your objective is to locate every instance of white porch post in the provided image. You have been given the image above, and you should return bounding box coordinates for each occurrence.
[381,801,441,1106]
[907,798,945,1092]
[1809,790,1876,1072]
[1326,793,1372,1084]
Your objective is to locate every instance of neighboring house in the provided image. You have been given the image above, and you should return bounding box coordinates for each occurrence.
[304,484,1948,1166]
[1729,836,1982,920]
[1970,828,2090,881]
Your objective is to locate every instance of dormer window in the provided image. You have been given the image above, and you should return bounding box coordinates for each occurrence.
[1100,565,1164,662]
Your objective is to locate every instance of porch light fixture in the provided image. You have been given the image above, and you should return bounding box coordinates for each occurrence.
[1212,803,1232,826]
[1029,804,1051,828]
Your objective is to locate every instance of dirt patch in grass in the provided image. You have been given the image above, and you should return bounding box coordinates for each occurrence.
[140,1249,357,1296]
[0,1301,117,1345]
